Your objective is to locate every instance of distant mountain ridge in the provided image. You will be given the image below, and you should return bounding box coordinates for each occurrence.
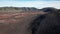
[0,7,39,12]
[0,7,59,12]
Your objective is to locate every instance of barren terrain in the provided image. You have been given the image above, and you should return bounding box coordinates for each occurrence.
[0,11,46,34]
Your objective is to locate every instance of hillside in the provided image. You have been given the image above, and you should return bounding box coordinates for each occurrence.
[0,7,59,34]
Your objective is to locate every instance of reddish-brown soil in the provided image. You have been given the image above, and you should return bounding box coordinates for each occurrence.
[0,11,47,34]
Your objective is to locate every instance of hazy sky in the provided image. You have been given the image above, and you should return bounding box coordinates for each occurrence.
[0,0,60,9]
[0,0,60,1]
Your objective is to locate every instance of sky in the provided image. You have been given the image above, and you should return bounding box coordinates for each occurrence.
[0,0,60,1]
[0,0,60,9]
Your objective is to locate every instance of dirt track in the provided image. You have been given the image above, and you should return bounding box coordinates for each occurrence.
[0,11,47,34]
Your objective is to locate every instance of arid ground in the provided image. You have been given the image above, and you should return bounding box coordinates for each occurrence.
[0,11,46,34]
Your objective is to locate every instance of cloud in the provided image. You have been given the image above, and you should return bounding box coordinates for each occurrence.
[0,1,60,9]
